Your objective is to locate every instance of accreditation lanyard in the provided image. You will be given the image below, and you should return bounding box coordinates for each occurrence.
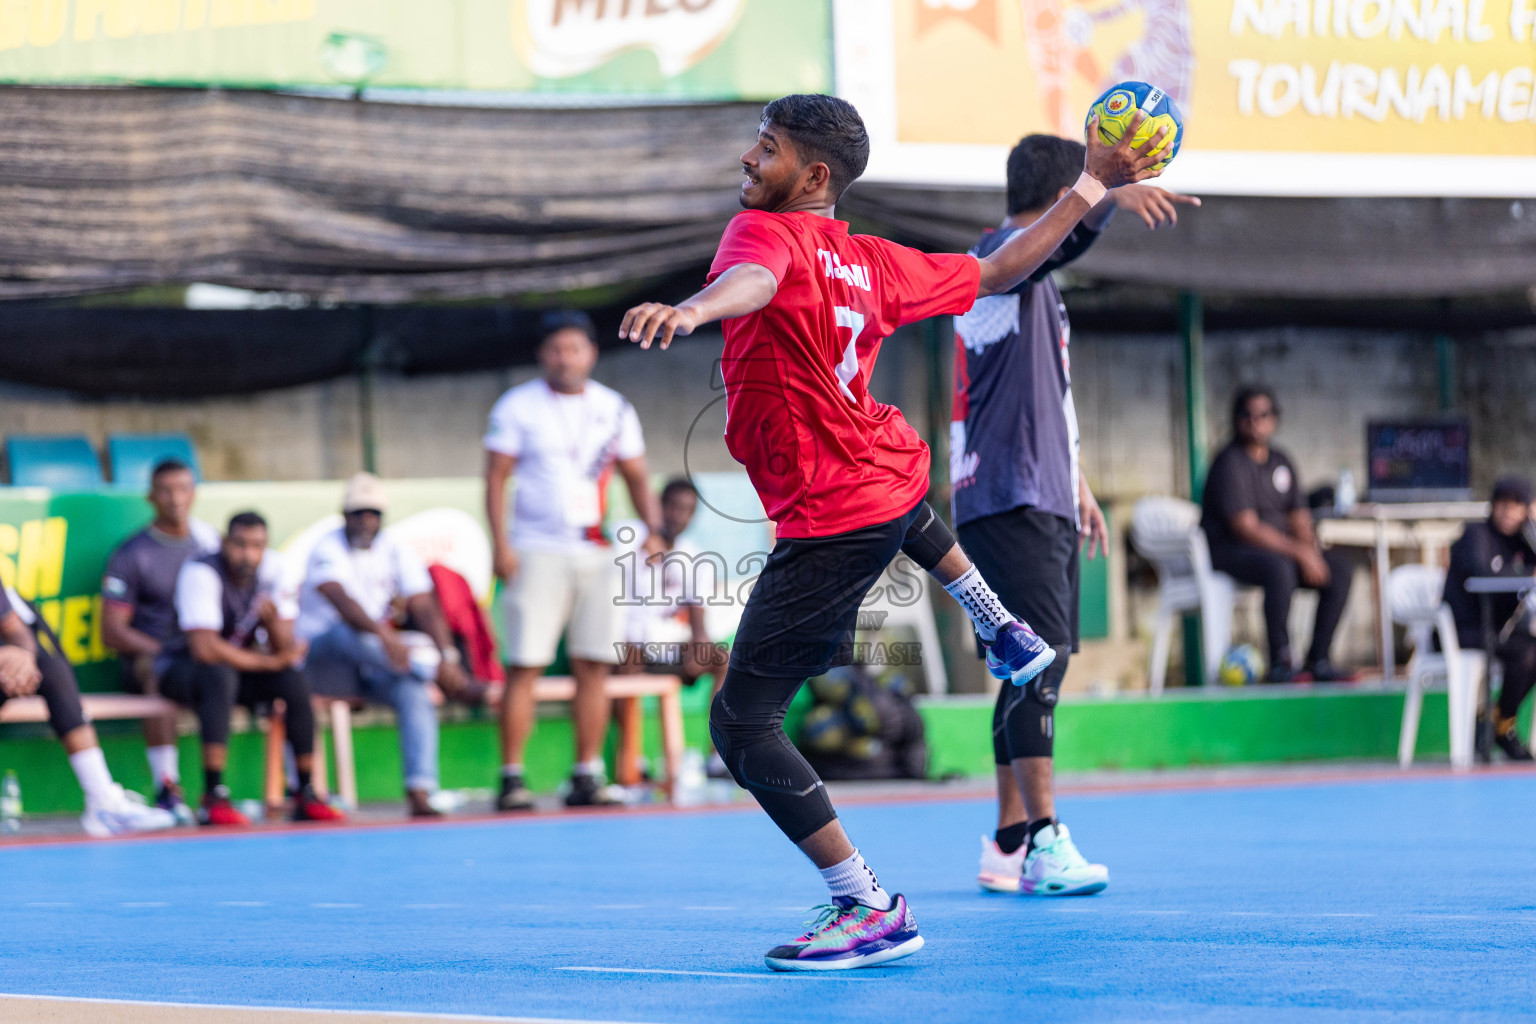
[548,383,602,529]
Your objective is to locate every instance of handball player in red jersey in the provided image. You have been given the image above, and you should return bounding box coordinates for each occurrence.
[620,94,1167,972]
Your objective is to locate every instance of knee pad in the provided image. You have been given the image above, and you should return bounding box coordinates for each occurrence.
[1027,644,1070,708]
[900,502,955,573]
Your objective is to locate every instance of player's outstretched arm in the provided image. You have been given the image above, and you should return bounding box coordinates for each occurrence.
[976,112,1169,298]
[621,263,779,350]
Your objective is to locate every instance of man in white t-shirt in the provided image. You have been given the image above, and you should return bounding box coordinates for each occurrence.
[484,310,662,811]
[162,511,343,827]
[298,473,469,818]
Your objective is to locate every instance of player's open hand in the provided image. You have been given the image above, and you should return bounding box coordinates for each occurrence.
[1084,112,1171,189]
[1110,183,1201,229]
[621,302,699,351]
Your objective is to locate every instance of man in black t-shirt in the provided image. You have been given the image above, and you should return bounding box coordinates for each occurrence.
[1443,475,1536,761]
[1201,386,1353,682]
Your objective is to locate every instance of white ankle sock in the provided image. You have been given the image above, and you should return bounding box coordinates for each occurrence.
[70,747,116,806]
[942,566,1016,642]
[819,850,892,910]
[146,745,179,787]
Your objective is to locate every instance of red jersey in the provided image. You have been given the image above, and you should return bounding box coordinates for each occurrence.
[708,210,981,538]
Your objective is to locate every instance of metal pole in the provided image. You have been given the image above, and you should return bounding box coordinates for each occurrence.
[1435,334,1456,412]
[358,305,379,475]
[1180,292,1208,686]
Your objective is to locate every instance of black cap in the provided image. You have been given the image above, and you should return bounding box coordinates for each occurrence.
[539,309,596,344]
[1490,475,1532,505]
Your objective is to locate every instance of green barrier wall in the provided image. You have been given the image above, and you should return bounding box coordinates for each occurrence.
[2,687,1499,815]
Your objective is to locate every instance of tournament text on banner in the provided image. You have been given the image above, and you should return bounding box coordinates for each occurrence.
[0,0,831,100]
[835,0,1536,196]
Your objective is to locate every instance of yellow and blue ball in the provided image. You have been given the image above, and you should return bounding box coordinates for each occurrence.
[1086,81,1183,172]
[1218,644,1265,687]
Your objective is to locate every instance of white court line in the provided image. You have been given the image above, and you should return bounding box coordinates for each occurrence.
[311,903,363,909]
[23,902,71,907]
[403,904,461,909]
[1127,910,1187,915]
[0,991,652,1023]
[120,901,169,908]
[592,904,646,910]
[557,967,880,981]
[1315,913,1375,918]
[682,905,736,911]
[218,901,269,907]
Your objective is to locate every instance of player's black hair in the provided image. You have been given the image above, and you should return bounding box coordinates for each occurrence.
[540,309,596,345]
[661,478,698,504]
[760,94,870,201]
[227,510,267,535]
[1230,385,1281,435]
[1005,135,1087,215]
[150,457,192,481]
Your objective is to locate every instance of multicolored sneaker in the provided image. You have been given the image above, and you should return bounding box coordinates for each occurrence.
[984,622,1056,689]
[155,781,196,827]
[764,895,923,972]
[978,835,1024,893]
[1020,822,1109,896]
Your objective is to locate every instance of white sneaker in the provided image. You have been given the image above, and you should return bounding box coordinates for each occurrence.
[81,785,177,838]
[1020,822,1109,896]
[978,835,1024,893]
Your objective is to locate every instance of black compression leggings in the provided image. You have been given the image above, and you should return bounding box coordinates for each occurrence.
[710,669,837,845]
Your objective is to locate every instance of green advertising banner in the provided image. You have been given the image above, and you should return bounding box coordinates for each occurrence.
[0,0,830,98]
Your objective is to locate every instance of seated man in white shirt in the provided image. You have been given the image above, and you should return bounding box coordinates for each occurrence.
[298,473,469,819]
[484,310,663,812]
[163,511,343,827]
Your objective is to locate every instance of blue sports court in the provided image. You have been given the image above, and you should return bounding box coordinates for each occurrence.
[4,769,1534,1023]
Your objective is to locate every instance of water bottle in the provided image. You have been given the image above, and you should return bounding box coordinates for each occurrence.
[1335,468,1358,514]
[1,770,22,833]
[675,748,708,808]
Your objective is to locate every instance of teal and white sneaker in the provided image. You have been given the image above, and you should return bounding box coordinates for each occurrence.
[1020,822,1109,896]
[764,895,924,971]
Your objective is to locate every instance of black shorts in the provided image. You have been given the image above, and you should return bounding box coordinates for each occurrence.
[729,500,926,678]
[958,505,1080,654]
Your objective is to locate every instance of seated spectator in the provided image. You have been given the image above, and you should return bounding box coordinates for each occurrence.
[1444,475,1536,761]
[296,473,469,819]
[618,478,717,682]
[0,587,176,837]
[164,511,343,826]
[100,457,221,825]
[1201,386,1354,682]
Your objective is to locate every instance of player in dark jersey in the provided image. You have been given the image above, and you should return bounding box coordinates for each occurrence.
[957,134,1197,898]
[101,458,221,824]
[620,94,1167,970]
[0,586,176,836]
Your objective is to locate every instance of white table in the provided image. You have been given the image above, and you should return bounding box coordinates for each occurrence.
[1317,501,1487,682]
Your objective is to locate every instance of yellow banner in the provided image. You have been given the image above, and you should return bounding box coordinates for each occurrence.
[838,0,1536,194]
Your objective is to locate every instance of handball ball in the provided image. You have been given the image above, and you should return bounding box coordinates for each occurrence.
[1218,644,1265,687]
[1086,81,1183,172]
[800,704,849,753]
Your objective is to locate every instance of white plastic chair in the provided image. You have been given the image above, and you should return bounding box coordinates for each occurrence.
[1389,564,1482,770]
[1130,497,1235,693]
